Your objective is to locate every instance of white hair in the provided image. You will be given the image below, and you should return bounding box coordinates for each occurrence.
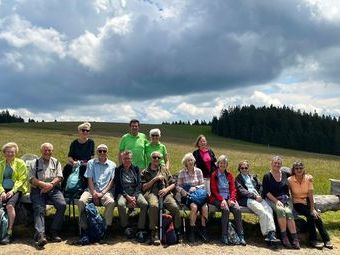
[216,155,228,165]
[40,142,53,150]
[149,128,161,137]
[2,142,19,153]
[181,152,196,167]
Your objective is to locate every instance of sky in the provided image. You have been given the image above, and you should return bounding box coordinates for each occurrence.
[1,0,340,123]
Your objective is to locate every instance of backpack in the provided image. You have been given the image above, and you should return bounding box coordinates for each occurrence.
[187,188,208,207]
[227,222,241,245]
[0,205,8,240]
[64,163,82,198]
[85,203,106,243]
[161,214,177,245]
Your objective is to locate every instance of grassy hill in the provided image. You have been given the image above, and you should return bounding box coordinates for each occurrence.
[1,121,339,194]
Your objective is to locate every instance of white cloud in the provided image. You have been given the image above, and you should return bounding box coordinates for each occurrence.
[305,0,340,22]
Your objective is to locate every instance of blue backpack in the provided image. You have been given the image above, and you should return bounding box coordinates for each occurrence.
[187,188,208,207]
[64,163,82,198]
[85,203,106,243]
[0,205,8,240]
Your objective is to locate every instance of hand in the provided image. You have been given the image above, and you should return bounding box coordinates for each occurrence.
[255,195,263,202]
[311,209,320,219]
[227,199,235,207]
[158,188,168,198]
[5,191,14,200]
[126,195,137,208]
[93,197,100,206]
[181,190,188,197]
[276,200,284,208]
[0,192,6,201]
[40,182,53,193]
[189,187,196,193]
[97,192,104,198]
[157,174,165,182]
[221,199,228,209]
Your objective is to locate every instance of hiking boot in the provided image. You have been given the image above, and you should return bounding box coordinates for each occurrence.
[176,230,183,244]
[150,230,160,246]
[324,241,333,249]
[198,226,208,243]
[188,226,195,243]
[124,227,134,239]
[99,228,111,244]
[49,231,62,242]
[136,230,147,243]
[282,236,292,249]
[310,241,323,249]
[37,233,48,248]
[72,229,89,246]
[291,238,300,250]
[221,235,229,245]
[0,234,11,245]
[239,234,247,246]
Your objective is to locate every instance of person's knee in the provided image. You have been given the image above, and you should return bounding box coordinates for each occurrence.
[190,203,198,212]
[6,204,14,211]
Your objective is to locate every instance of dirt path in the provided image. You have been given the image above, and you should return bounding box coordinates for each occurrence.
[1,236,339,255]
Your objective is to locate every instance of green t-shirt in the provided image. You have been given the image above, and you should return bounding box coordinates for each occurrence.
[119,132,147,169]
[144,142,167,167]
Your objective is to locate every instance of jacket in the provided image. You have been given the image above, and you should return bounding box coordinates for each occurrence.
[235,173,262,207]
[0,158,28,194]
[209,169,236,204]
[193,148,217,178]
[114,164,141,198]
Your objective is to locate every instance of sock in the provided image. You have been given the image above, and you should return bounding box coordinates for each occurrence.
[280,231,287,239]
[7,229,13,236]
[291,233,298,240]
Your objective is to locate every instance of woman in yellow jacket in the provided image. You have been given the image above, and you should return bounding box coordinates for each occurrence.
[0,142,28,244]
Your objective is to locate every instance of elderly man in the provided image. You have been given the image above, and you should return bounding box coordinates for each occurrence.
[29,143,66,247]
[114,150,148,242]
[118,119,147,170]
[77,144,116,243]
[141,151,182,245]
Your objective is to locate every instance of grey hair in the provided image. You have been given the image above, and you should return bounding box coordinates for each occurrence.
[181,152,196,167]
[121,150,133,157]
[149,128,161,137]
[40,142,53,150]
[216,155,228,165]
[150,151,162,158]
[2,142,19,154]
[271,155,283,163]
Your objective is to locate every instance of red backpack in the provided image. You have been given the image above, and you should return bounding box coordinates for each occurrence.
[161,214,177,245]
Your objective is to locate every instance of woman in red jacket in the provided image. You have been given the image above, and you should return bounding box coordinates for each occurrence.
[210,155,245,245]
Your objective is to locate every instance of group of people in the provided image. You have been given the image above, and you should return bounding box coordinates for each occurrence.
[0,119,333,250]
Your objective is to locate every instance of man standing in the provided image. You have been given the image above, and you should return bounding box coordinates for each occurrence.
[118,119,147,170]
[141,151,182,245]
[29,143,66,248]
[77,144,116,243]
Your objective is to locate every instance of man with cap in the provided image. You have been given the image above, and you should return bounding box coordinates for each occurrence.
[77,144,116,243]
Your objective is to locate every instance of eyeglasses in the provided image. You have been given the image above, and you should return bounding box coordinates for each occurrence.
[81,129,90,133]
[240,167,248,170]
[152,156,161,160]
[98,150,107,153]
[295,167,304,170]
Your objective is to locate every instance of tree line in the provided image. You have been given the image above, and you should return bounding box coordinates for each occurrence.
[211,105,340,156]
[0,110,24,123]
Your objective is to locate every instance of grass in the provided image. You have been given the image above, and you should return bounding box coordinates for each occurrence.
[1,121,340,238]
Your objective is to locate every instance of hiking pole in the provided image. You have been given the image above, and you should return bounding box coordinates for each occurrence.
[159,196,163,243]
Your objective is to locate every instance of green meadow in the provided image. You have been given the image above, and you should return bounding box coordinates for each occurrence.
[1,121,339,237]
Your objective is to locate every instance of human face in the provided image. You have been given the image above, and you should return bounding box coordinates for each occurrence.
[79,128,90,139]
[271,159,282,172]
[122,154,132,168]
[218,160,227,171]
[97,148,108,162]
[151,153,161,168]
[41,146,53,160]
[4,147,16,162]
[129,122,139,136]
[239,163,249,175]
[294,165,305,177]
[198,137,207,148]
[151,134,160,144]
[186,157,195,170]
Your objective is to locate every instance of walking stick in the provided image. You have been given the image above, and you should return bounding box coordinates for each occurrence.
[159,196,164,243]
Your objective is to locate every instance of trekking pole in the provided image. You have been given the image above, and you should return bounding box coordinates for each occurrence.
[159,196,164,243]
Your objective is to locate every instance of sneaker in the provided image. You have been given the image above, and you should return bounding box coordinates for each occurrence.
[310,241,323,249]
[324,241,333,249]
[150,230,160,246]
[136,230,147,243]
[72,230,89,246]
[239,234,247,246]
[221,235,229,245]
[291,239,300,250]
[0,234,11,245]
[199,227,209,243]
[124,227,134,239]
[37,233,48,248]
[268,231,280,243]
[49,231,62,242]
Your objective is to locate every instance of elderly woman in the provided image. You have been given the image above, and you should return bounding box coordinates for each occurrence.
[262,156,300,249]
[176,153,208,243]
[0,142,28,244]
[144,128,169,170]
[288,161,332,249]
[193,135,216,195]
[62,122,95,191]
[235,160,279,244]
[210,155,246,245]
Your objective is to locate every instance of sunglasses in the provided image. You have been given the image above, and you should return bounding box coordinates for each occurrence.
[295,167,304,170]
[98,150,107,153]
[240,167,248,170]
[152,156,161,160]
[151,134,159,137]
[81,129,90,133]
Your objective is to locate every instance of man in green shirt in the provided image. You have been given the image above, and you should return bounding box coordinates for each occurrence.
[118,119,147,170]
